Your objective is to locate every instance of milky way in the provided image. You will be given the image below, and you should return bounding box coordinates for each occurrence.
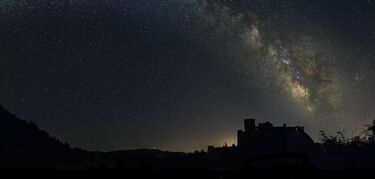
[191,0,345,115]
[1,0,375,151]
[187,0,375,135]
[242,24,343,115]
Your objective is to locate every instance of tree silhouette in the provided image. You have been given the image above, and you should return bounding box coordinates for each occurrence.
[0,105,92,169]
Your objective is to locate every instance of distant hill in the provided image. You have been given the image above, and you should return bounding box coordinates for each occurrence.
[0,104,192,170]
[0,105,92,169]
[91,149,190,170]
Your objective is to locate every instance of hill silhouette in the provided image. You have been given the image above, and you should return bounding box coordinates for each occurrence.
[0,105,92,169]
[2,103,375,170]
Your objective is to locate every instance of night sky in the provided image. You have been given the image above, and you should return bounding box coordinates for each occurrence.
[1,0,375,152]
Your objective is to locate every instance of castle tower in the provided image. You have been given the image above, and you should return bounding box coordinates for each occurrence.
[244,118,255,133]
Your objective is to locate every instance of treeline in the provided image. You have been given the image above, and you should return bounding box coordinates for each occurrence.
[319,121,375,169]
[0,105,92,169]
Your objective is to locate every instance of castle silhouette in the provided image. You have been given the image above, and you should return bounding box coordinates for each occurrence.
[208,119,319,155]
